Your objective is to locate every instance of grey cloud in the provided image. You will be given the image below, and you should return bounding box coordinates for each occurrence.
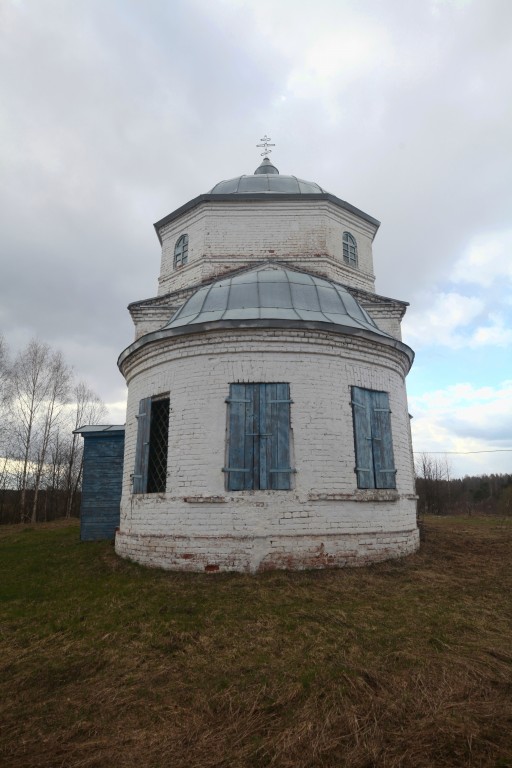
[1,0,511,437]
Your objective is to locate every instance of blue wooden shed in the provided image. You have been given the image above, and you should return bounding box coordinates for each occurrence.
[74,425,125,541]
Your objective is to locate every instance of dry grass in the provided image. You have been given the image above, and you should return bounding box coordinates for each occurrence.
[1,516,511,768]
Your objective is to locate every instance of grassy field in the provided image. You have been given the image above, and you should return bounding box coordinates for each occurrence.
[1,517,511,768]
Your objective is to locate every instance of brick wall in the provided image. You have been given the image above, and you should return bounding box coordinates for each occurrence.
[157,200,377,295]
[116,328,418,572]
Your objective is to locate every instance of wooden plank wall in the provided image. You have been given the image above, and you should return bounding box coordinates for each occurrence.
[80,431,125,541]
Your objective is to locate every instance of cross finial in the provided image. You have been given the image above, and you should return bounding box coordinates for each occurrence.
[256,134,275,157]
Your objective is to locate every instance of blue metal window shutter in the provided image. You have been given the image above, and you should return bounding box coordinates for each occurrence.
[351,386,375,489]
[369,390,396,489]
[133,397,152,493]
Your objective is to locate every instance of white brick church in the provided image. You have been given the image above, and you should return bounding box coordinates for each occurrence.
[115,150,419,572]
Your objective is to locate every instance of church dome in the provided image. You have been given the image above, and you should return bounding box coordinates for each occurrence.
[209,157,328,195]
[165,264,389,338]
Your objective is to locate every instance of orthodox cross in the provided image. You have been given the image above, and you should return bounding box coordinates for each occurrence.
[257,135,275,157]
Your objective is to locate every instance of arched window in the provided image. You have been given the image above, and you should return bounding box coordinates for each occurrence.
[343,231,357,267]
[174,234,188,268]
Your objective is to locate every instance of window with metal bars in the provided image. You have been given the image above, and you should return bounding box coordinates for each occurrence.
[224,383,294,491]
[132,396,170,494]
[174,234,188,268]
[343,231,358,267]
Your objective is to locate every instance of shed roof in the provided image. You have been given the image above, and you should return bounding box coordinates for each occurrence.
[74,425,125,435]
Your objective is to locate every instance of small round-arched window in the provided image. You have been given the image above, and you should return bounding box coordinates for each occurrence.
[343,232,357,267]
[174,234,188,268]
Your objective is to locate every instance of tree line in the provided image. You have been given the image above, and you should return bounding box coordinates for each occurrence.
[0,335,107,524]
[415,453,512,517]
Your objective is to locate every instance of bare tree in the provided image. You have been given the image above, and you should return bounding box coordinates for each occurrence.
[30,350,71,522]
[497,485,512,518]
[0,335,13,496]
[9,340,50,520]
[415,452,452,515]
[8,340,72,522]
[63,381,106,517]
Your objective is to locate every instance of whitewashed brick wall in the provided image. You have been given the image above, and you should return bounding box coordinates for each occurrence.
[116,328,418,572]
[156,200,377,295]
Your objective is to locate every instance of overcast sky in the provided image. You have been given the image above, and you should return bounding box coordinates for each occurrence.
[1,0,511,478]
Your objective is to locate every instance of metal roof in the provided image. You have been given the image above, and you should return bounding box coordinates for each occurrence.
[118,263,414,370]
[210,157,327,194]
[153,159,380,241]
[166,264,389,336]
[254,157,280,175]
[209,174,327,195]
[73,425,125,435]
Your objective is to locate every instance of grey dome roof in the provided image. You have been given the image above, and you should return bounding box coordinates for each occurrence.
[209,157,328,195]
[165,264,388,337]
[118,265,414,369]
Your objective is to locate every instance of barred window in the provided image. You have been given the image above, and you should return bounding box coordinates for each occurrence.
[174,234,188,268]
[343,231,358,267]
[133,396,170,494]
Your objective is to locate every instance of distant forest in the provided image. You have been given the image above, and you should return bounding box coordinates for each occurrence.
[415,453,512,517]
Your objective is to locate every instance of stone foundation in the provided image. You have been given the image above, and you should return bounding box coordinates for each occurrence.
[115,528,420,573]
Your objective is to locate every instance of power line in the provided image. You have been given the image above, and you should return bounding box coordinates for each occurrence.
[413,449,512,455]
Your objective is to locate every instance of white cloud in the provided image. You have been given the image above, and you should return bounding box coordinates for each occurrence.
[451,230,512,287]
[403,292,484,348]
[410,380,512,477]
[470,314,512,347]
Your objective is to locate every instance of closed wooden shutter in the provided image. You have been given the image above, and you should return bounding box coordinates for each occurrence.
[369,390,396,489]
[351,386,374,488]
[266,382,292,490]
[226,383,293,491]
[226,384,254,491]
[133,397,151,493]
[352,387,396,489]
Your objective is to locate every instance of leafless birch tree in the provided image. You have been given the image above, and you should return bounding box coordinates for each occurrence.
[63,381,106,517]
[30,350,71,522]
[8,340,71,521]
